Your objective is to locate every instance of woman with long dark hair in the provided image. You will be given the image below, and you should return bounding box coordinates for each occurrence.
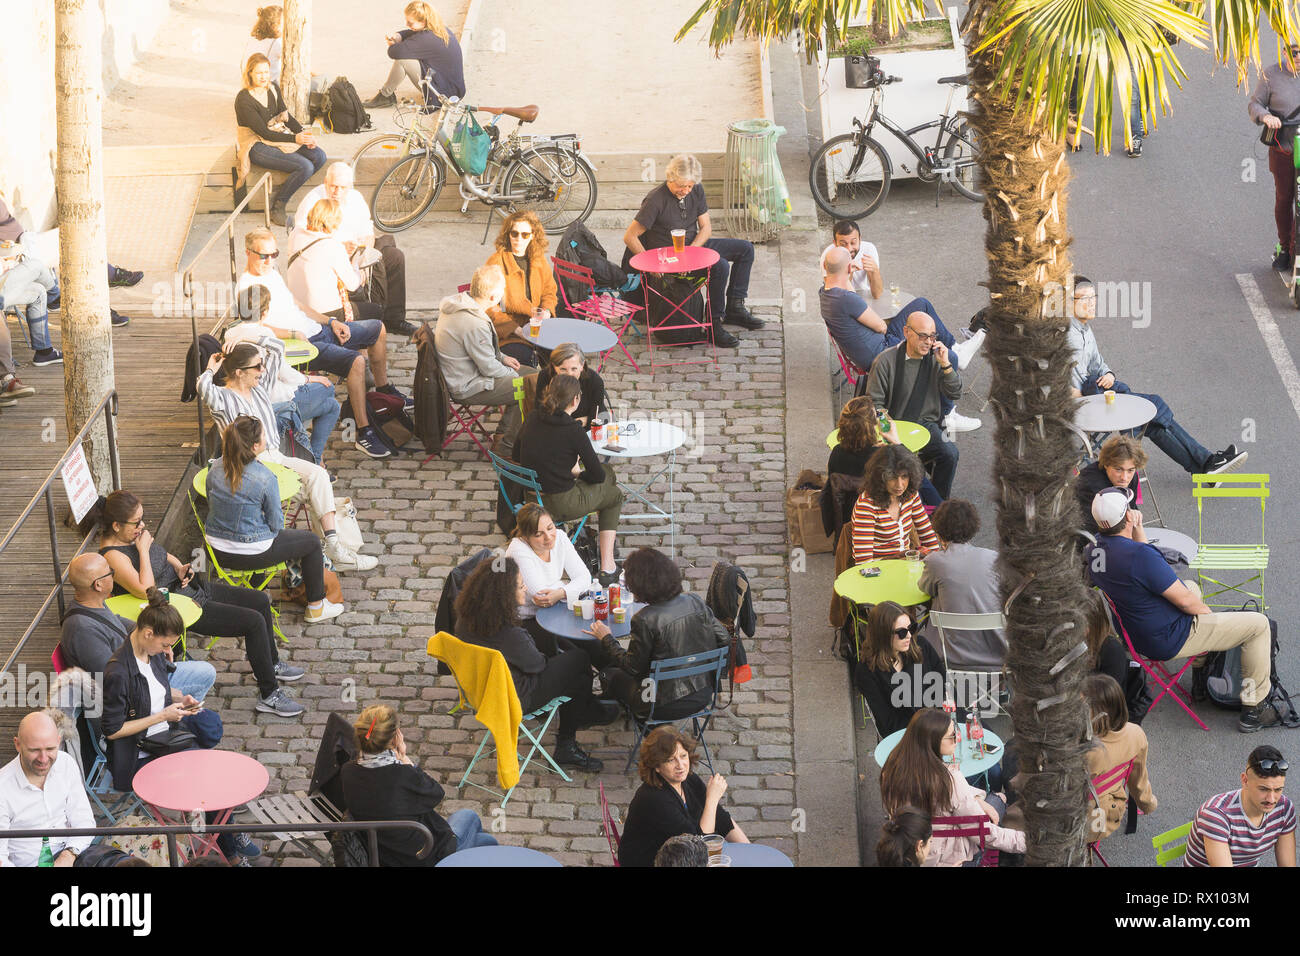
[876,806,932,867]
[1083,673,1157,842]
[504,502,592,654]
[850,443,939,564]
[854,601,946,737]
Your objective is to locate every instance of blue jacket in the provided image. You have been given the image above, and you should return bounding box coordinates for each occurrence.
[389,28,466,101]
[204,457,282,545]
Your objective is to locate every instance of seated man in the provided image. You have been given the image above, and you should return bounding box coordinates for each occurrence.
[820,217,883,305]
[237,227,395,459]
[0,312,36,410]
[1087,487,1279,732]
[919,499,1008,671]
[0,712,94,867]
[434,264,522,446]
[621,153,764,350]
[294,162,414,337]
[866,312,963,498]
[0,238,61,366]
[1185,745,1295,867]
[1069,275,1244,476]
[821,246,981,431]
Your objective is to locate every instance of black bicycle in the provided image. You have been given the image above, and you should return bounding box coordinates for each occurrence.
[810,59,982,219]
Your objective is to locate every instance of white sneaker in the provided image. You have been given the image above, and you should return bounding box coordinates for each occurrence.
[943,410,982,433]
[950,328,986,368]
[324,536,379,571]
[304,599,344,624]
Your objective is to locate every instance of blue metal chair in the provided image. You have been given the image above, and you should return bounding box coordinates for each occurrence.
[624,646,730,773]
[488,450,590,542]
[83,715,145,824]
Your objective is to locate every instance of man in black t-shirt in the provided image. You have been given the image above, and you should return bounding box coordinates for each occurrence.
[622,154,764,349]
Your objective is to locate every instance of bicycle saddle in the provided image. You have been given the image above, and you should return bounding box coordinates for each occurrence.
[480,104,540,124]
[937,75,969,86]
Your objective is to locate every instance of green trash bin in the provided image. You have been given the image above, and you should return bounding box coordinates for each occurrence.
[724,119,792,242]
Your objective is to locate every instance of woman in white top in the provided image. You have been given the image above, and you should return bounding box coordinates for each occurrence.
[287,198,384,327]
[242,6,283,83]
[504,502,593,654]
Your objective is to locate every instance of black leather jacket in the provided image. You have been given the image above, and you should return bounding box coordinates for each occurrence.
[601,593,730,703]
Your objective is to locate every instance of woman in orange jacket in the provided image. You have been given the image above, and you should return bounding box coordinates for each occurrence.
[483,210,558,367]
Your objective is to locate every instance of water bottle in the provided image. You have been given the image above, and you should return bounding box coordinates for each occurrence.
[38,836,53,867]
[968,710,987,759]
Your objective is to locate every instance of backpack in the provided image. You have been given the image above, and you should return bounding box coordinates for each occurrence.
[1201,603,1300,726]
[322,76,372,134]
[340,391,415,453]
[554,221,634,313]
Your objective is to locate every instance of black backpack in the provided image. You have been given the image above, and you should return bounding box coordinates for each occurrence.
[1200,603,1300,726]
[323,76,372,134]
[554,220,631,313]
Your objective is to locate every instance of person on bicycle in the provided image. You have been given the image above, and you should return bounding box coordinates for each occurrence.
[363,1,465,109]
[1249,45,1300,270]
[621,154,764,349]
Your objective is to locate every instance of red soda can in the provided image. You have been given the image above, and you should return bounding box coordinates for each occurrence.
[590,421,604,442]
[608,584,620,609]
[594,589,609,622]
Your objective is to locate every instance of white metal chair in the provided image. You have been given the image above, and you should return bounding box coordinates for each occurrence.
[927,609,1011,718]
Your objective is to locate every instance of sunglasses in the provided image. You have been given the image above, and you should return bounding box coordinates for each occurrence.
[242,362,265,372]
[254,250,280,260]
[892,624,919,640]
[509,229,533,239]
[1252,758,1289,774]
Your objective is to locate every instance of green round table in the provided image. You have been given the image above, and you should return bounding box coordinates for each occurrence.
[193,462,301,502]
[281,338,319,368]
[827,420,930,454]
[833,558,930,606]
[106,592,203,630]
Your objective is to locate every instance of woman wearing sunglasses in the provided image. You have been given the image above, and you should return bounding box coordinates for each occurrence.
[855,601,947,738]
[483,211,557,367]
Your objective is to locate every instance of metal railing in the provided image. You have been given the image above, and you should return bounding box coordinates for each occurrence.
[0,819,434,867]
[0,388,120,675]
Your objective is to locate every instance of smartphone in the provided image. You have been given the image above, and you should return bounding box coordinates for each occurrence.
[603,444,627,453]
[859,567,882,578]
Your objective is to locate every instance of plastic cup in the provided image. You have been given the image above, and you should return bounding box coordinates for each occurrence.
[1104,389,1116,405]
[613,605,626,625]
[703,834,724,863]
[671,229,686,253]
[710,854,732,868]
[580,599,595,621]
[529,315,542,338]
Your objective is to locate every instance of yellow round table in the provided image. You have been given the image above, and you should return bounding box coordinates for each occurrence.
[193,462,301,502]
[833,559,930,606]
[827,420,930,454]
[106,592,203,630]
[281,339,319,368]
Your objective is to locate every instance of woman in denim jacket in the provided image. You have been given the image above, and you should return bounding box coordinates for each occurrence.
[205,415,343,625]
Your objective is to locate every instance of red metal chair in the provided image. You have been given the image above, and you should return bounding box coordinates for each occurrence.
[51,645,67,673]
[598,781,621,866]
[1101,592,1209,731]
[1088,758,1138,867]
[552,257,642,372]
[831,336,866,390]
[931,814,1000,867]
[419,323,494,461]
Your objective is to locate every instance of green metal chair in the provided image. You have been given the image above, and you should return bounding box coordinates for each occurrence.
[1188,473,1269,609]
[1151,821,1193,867]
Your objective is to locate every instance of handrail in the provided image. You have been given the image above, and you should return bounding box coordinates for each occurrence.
[0,388,120,674]
[0,818,435,867]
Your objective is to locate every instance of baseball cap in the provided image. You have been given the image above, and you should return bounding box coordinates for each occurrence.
[1091,486,1132,533]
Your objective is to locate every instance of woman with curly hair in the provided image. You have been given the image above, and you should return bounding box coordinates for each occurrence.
[850,443,939,564]
[481,210,557,366]
[454,556,618,772]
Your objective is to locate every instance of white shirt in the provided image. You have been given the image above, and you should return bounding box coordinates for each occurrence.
[237,268,322,339]
[820,241,882,304]
[136,656,169,738]
[294,187,374,247]
[0,751,95,866]
[505,535,593,619]
[286,228,360,320]
[222,323,305,404]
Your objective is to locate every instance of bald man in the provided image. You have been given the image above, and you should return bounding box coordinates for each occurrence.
[0,711,94,866]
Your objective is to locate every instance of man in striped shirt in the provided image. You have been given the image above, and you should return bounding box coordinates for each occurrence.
[1185,746,1295,867]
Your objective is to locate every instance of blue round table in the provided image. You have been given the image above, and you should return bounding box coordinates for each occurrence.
[873,726,1005,778]
[435,845,562,867]
[530,316,617,354]
[535,601,645,642]
[722,843,794,867]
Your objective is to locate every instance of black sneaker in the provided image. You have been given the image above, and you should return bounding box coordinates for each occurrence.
[110,309,130,327]
[32,348,63,366]
[1239,700,1281,733]
[46,294,60,313]
[1205,445,1247,475]
[108,266,144,288]
[553,739,603,772]
[1126,137,1143,158]
[1273,248,1293,270]
[968,307,990,335]
[363,91,397,109]
[355,425,393,459]
[378,383,414,411]
[387,319,419,337]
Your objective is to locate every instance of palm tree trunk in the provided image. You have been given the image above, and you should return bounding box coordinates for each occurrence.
[55,0,116,492]
[964,0,1093,866]
[282,0,312,120]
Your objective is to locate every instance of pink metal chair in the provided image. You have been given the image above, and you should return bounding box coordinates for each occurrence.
[552,257,642,372]
[598,781,621,867]
[931,814,1000,867]
[1088,758,1138,867]
[831,336,866,390]
[1101,592,1209,731]
[51,645,67,673]
[419,323,493,461]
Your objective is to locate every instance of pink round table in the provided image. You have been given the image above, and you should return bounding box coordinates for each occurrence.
[629,246,722,369]
[133,750,269,861]
[629,245,720,275]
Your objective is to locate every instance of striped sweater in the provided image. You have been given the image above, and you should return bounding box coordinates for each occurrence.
[851,492,938,564]
[1184,790,1295,867]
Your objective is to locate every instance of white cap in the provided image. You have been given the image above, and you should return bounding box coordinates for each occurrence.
[1091,487,1132,533]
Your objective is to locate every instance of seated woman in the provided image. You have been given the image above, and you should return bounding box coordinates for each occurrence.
[880,708,1025,867]
[339,704,497,866]
[1084,588,1151,724]
[205,416,342,627]
[85,490,306,717]
[483,211,558,367]
[101,590,260,860]
[504,502,593,654]
[1082,673,1157,843]
[515,374,621,583]
[1076,435,1147,536]
[850,444,939,565]
[876,806,933,867]
[618,727,749,867]
[534,343,609,428]
[586,547,730,720]
[454,556,618,772]
[234,52,325,226]
[918,499,1008,671]
[197,341,376,571]
[825,396,940,521]
[362,1,466,109]
[855,601,946,738]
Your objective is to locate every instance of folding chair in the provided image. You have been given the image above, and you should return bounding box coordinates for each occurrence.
[1189,473,1270,610]
[3,306,32,347]
[623,646,730,773]
[82,714,145,824]
[830,336,864,391]
[488,450,589,542]
[599,780,621,867]
[420,344,493,460]
[1151,821,1193,866]
[552,257,642,372]
[426,631,572,808]
[931,813,1000,867]
[1101,591,1208,731]
[928,610,1011,719]
[1087,758,1137,867]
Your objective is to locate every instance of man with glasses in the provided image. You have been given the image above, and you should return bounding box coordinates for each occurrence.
[865,311,964,498]
[1185,746,1295,866]
[1067,274,1244,477]
[1249,46,1300,270]
[294,162,413,337]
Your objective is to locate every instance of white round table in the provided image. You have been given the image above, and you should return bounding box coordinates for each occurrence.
[1075,394,1156,442]
[531,316,617,354]
[589,419,688,557]
[1144,527,1198,564]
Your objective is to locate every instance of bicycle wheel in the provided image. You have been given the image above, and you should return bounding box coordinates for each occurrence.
[351,134,414,185]
[372,152,445,232]
[942,121,984,202]
[809,133,891,219]
[499,145,598,229]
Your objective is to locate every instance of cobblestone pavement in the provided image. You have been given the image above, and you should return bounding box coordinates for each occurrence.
[197,306,796,866]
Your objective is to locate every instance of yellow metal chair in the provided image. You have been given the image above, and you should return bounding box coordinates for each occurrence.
[1151,821,1193,867]
[1188,473,1269,609]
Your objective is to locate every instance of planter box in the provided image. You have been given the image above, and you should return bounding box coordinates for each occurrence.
[817,7,968,183]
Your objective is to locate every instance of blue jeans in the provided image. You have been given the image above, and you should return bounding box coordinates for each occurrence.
[447,808,498,852]
[0,258,55,350]
[704,237,754,318]
[1080,379,1211,473]
[276,381,340,464]
[920,420,959,499]
[248,143,327,209]
[170,661,217,701]
[884,297,961,417]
